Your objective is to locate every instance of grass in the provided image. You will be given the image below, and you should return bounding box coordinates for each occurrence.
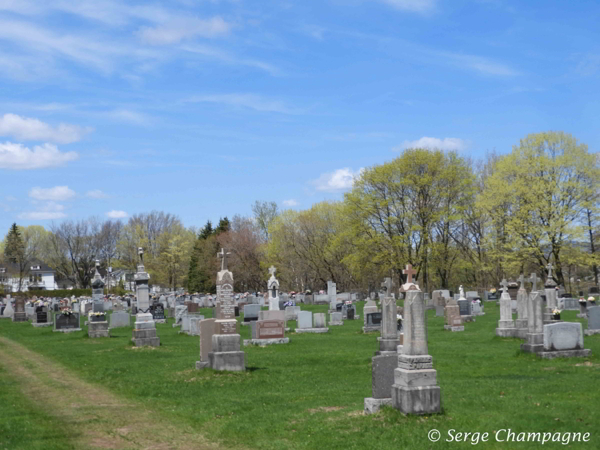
[0,302,599,449]
[0,364,78,450]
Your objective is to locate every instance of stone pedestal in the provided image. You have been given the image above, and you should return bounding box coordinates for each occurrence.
[391,355,441,415]
[391,290,441,415]
[88,321,110,338]
[496,292,516,337]
[208,334,245,371]
[12,311,27,322]
[132,312,160,347]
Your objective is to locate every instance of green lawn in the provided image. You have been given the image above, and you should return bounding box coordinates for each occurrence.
[0,302,598,449]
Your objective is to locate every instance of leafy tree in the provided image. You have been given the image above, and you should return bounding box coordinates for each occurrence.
[478,131,599,286]
[252,200,279,241]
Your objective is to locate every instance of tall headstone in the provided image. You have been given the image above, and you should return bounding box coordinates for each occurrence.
[131,248,160,346]
[12,297,27,322]
[91,260,105,301]
[391,289,441,415]
[201,248,244,371]
[267,266,280,311]
[444,296,463,332]
[585,306,600,336]
[544,263,558,322]
[496,279,516,337]
[365,296,401,414]
[515,274,528,337]
[521,292,544,353]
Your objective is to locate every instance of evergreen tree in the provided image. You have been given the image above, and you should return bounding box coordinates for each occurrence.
[4,223,24,264]
[216,217,230,234]
[199,220,214,240]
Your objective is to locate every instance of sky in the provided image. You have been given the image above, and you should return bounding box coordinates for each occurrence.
[0,0,599,232]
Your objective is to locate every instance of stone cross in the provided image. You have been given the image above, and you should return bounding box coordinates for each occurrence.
[217,248,231,271]
[500,279,509,293]
[527,273,538,292]
[518,274,525,288]
[546,263,553,280]
[403,264,417,284]
[138,247,144,265]
[268,266,276,277]
[381,277,392,293]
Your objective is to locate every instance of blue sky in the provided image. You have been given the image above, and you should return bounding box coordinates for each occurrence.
[0,0,599,232]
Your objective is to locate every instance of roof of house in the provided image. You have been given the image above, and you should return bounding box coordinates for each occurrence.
[0,260,55,275]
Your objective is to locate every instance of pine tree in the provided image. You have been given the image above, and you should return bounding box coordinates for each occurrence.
[216,217,230,234]
[4,223,24,264]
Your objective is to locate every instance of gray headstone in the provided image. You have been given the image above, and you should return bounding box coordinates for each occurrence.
[314,313,326,328]
[457,300,471,316]
[109,311,130,328]
[543,322,584,351]
[587,306,600,330]
[297,311,312,329]
[243,304,260,322]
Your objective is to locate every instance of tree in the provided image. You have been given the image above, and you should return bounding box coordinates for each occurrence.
[216,217,230,234]
[252,200,279,241]
[4,223,25,291]
[478,131,599,286]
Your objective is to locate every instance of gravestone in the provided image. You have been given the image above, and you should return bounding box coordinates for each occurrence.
[584,306,600,336]
[256,320,285,339]
[258,310,285,321]
[435,305,445,317]
[196,318,216,367]
[515,274,528,335]
[200,248,244,372]
[131,248,160,347]
[496,279,516,337]
[285,306,301,321]
[391,289,441,415]
[540,322,591,359]
[365,296,401,414]
[471,301,484,316]
[457,299,471,316]
[363,311,382,332]
[152,304,166,323]
[109,310,131,328]
[13,298,27,322]
[32,305,51,327]
[2,301,14,319]
[329,312,343,325]
[243,304,260,323]
[444,297,463,332]
[314,313,326,328]
[267,266,280,311]
[521,292,544,353]
[297,311,312,329]
[54,312,81,333]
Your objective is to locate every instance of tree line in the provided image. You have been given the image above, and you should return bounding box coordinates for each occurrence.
[2,132,598,295]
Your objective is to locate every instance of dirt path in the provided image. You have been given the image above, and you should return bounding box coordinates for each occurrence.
[0,336,222,450]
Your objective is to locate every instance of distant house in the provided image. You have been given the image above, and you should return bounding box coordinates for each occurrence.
[0,261,56,292]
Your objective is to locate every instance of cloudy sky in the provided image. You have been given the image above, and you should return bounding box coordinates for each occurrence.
[0,0,599,231]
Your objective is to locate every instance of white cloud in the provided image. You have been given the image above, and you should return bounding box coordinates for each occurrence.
[29,186,76,201]
[0,142,78,170]
[378,0,437,14]
[397,137,466,151]
[282,199,299,207]
[5,195,17,201]
[0,113,91,144]
[86,189,108,199]
[106,210,128,219]
[110,109,149,125]
[138,16,232,45]
[186,94,298,114]
[313,167,363,192]
[18,210,66,220]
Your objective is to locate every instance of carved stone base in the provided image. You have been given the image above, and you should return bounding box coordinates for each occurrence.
[12,312,27,322]
[132,326,160,347]
[391,384,441,415]
[243,338,289,346]
[496,327,518,337]
[444,325,464,332]
[88,321,110,338]
[539,349,591,359]
[362,326,381,333]
[295,328,329,334]
[364,397,392,414]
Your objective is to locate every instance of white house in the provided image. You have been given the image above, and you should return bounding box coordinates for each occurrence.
[0,261,56,292]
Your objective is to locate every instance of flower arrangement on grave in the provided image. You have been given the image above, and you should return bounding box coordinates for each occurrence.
[89,311,106,317]
[62,309,74,316]
[552,308,561,320]
[579,297,587,303]
[397,313,403,329]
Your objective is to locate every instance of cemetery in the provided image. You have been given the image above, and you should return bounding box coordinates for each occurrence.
[1,2,600,449]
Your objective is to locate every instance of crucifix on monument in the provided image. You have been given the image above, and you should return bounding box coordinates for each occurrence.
[217,248,231,272]
[527,273,538,292]
[518,273,525,288]
[269,266,276,277]
[403,264,417,284]
[500,279,509,293]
